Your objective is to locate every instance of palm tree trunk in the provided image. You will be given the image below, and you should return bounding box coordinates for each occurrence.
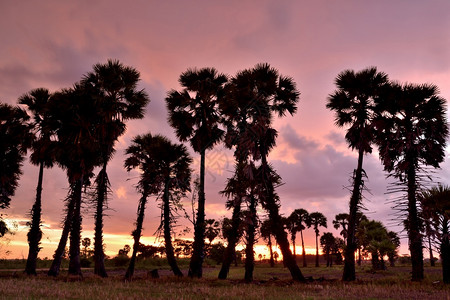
[260,148,304,281]
[94,164,108,277]
[189,149,206,278]
[407,163,424,281]
[244,193,257,282]
[218,196,242,279]
[315,232,319,267]
[48,187,76,276]
[125,193,148,280]
[163,180,183,277]
[300,229,307,267]
[428,235,435,267]
[442,217,450,284]
[25,162,44,275]
[268,236,275,267]
[343,148,364,281]
[68,177,83,276]
[292,233,297,262]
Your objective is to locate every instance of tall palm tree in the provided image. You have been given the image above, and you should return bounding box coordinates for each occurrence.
[124,133,192,279]
[309,212,327,267]
[166,67,227,278]
[0,103,32,210]
[376,82,448,281]
[326,67,389,281]
[48,85,101,276]
[420,185,450,283]
[287,208,310,266]
[81,59,150,277]
[19,88,57,275]
[222,63,304,281]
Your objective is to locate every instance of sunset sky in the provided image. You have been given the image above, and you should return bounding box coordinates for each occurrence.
[1,1,450,260]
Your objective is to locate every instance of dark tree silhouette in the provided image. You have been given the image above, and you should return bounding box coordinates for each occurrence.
[224,63,303,281]
[376,82,448,281]
[260,218,275,268]
[0,103,32,209]
[124,133,191,279]
[81,59,149,277]
[309,212,327,267]
[420,185,450,283]
[166,67,227,278]
[288,208,310,267]
[0,103,31,238]
[48,85,101,276]
[320,232,337,267]
[333,213,349,240]
[205,219,220,245]
[19,88,57,275]
[327,67,389,281]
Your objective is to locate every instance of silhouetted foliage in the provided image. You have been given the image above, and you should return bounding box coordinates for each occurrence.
[327,67,389,281]
[376,82,448,281]
[166,67,227,278]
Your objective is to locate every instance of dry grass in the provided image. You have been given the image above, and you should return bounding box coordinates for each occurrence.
[0,264,449,299]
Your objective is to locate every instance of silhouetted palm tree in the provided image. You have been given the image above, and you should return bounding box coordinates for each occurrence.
[226,63,303,281]
[0,103,31,236]
[376,82,448,281]
[81,59,150,277]
[260,218,275,268]
[19,88,57,275]
[0,103,32,209]
[309,212,327,267]
[48,85,101,276]
[166,67,227,278]
[320,232,337,267]
[333,213,349,240]
[287,208,310,266]
[420,185,450,283]
[124,133,191,279]
[327,67,388,281]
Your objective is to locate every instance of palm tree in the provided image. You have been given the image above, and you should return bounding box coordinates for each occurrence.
[376,83,448,281]
[327,67,389,281]
[320,232,337,267]
[0,103,32,210]
[420,185,450,283]
[0,103,31,237]
[48,85,101,276]
[226,63,303,281]
[260,218,275,268]
[309,212,327,267]
[287,208,310,266]
[333,213,349,240]
[19,88,57,275]
[166,67,227,278]
[205,219,220,246]
[124,133,192,279]
[81,59,150,277]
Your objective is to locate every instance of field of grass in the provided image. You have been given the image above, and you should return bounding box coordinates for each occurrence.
[0,262,449,299]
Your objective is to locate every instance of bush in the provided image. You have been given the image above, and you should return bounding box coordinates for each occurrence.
[110,255,130,267]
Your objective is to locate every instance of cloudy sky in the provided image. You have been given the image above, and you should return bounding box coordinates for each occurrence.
[1,0,450,260]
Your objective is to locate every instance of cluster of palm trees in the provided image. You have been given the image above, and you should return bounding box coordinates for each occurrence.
[327,67,448,281]
[1,62,448,284]
[1,60,150,277]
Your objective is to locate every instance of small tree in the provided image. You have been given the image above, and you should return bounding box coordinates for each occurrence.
[309,212,327,267]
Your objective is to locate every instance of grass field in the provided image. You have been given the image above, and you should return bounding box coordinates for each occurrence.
[1,262,450,299]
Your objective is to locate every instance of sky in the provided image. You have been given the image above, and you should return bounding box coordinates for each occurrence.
[1,0,450,260]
